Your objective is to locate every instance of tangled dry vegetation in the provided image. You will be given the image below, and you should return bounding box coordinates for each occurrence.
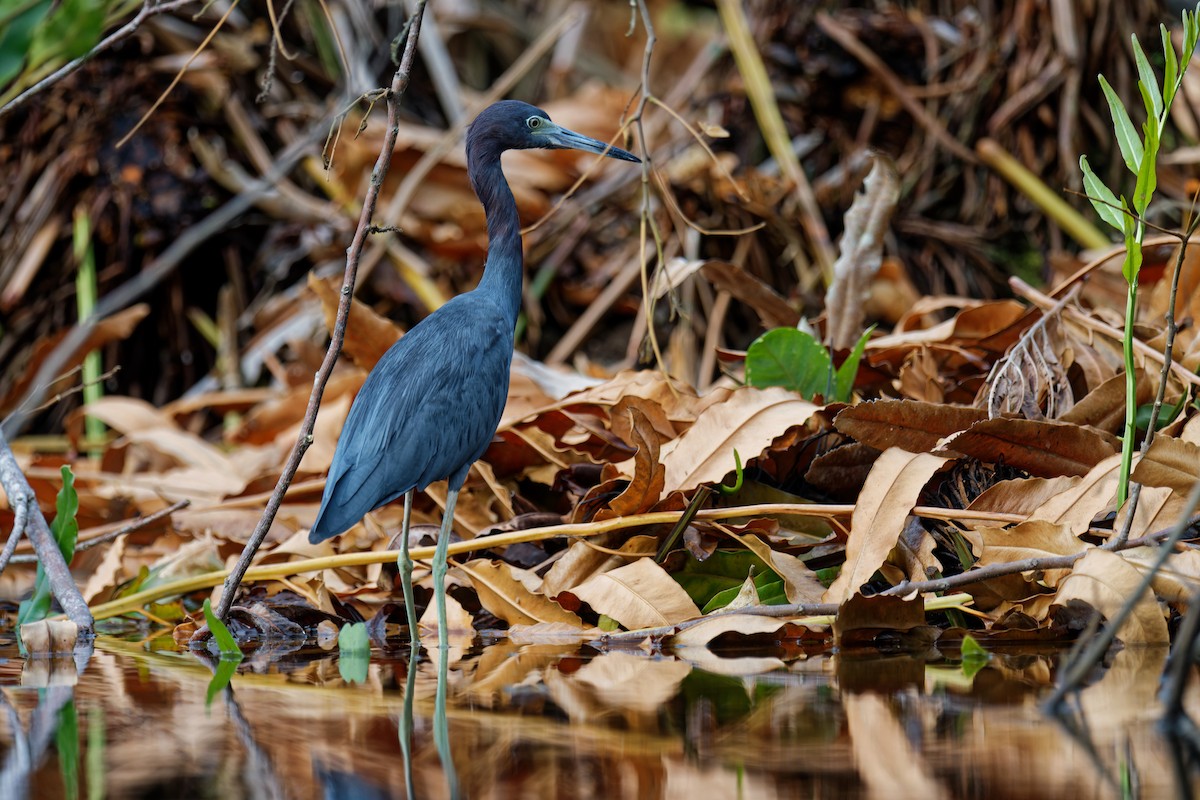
[2,1,1200,694]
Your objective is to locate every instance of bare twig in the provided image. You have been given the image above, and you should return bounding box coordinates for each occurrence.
[1045,478,1200,711]
[0,0,198,121]
[7,499,188,564]
[215,0,429,621]
[0,431,91,630]
[881,524,1183,599]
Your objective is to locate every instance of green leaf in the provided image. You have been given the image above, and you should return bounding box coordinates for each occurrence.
[675,550,781,609]
[960,634,990,679]
[202,598,244,660]
[338,622,371,683]
[744,327,833,401]
[1132,34,1163,121]
[1133,122,1160,215]
[0,0,51,86]
[339,622,370,657]
[18,465,79,627]
[833,325,875,402]
[1121,229,1144,283]
[1079,155,1124,229]
[1163,25,1180,108]
[1098,75,1142,174]
[717,449,744,496]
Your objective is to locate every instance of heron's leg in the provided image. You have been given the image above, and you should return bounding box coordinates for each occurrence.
[398,489,419,644]
[432,484,460,650]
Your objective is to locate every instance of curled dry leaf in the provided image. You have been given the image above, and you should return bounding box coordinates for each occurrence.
[567,558,701,630]
[459,559,582,628]
[1129,435,1200,492]
[1051,549,1169,645]
[1027,453,1122,536]
[824,154,901,351]
[824,448,950,605]
[973,520,1089,587]
[653,386,819,493]
[542,535,658,599]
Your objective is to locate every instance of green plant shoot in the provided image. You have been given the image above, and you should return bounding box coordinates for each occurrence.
[1078,5,1200,507]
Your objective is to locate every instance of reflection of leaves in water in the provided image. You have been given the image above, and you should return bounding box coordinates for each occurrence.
[205,659,240,709]
[338,621,370,684]
[959,634,990,679]
[678,670,782,725]
[56,698,78,800]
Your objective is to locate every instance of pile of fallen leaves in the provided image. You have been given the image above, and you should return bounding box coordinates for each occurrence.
[3,0,1200,664]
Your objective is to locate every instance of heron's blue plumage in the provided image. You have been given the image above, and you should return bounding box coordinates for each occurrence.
[308,99,638,544]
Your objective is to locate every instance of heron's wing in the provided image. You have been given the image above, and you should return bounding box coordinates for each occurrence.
[310,294,513,541]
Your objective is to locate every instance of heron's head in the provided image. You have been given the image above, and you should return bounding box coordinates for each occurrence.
[467,100,640,164]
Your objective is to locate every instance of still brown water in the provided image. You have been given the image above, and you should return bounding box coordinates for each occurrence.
[0,635,1193,799]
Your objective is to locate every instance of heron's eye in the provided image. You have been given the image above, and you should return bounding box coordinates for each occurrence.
[527,116,543,130]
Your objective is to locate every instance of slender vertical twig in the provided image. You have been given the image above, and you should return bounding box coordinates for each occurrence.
[216,1,429,621]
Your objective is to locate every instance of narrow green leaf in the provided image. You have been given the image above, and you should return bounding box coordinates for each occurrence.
[1133,123,1160,215]
[1132,34,1163,120]
[202,598,244,660]
[1079,155,1124,229]
[1163,25,1180,108]
[1122,230,1144,283]
[1098,75,1142,174]
[17,465,79,627]
[833,325,875,402]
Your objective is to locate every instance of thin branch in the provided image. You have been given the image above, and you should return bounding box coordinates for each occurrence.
[215,0,429,621]
[0,0,198,121]
[1045,479,1200,711]
[6,499,188,564]
[0,430,91,630]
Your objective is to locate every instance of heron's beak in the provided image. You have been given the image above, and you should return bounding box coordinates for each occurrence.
[545,124,641,163]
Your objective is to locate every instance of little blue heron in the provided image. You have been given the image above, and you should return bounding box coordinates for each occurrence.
[308,100,639,646]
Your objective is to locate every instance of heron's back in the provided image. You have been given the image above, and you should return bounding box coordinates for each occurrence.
[309,292,514,542]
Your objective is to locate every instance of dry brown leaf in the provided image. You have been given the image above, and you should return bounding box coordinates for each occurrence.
[824,448,950,604]
[936,418,1118,477]
[1052,549,1168,645]
[670,614,806,647]
[723,527,826,604]
[1120,546,1200,605]
[459,559,582,627]
[974,520,1088,587]
[541,535,658,599]
[568,558,701,630]
[1115,485,1186,541]
[699,260,800,329]
[653,387,819,492]
[595,402,667,520]
[825,154,900,350]
[966,475,1082,522]
[308,272,402,370]
[1060,369,1154,434]
[834,400,984,453]
[1028,453,1122,536]
[1130,435,1200,492]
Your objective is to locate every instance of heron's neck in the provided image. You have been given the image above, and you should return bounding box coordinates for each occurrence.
[470,154,523,326]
